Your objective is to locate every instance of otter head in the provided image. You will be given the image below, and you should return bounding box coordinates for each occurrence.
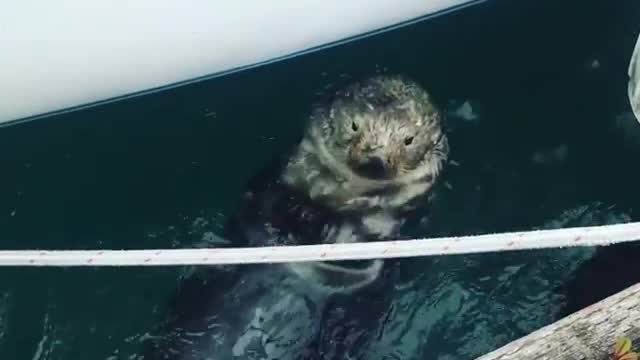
[283,75,449,213]
[329,78,444,181]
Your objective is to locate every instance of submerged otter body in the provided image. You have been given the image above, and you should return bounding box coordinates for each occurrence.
[143,75,449,359]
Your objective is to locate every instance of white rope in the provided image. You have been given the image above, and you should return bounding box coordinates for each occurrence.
[1,221,640,267]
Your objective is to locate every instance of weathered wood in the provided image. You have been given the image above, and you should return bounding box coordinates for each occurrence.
[476,282,640,360]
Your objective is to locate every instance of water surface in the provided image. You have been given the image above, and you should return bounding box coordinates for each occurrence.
[1,0,639,358]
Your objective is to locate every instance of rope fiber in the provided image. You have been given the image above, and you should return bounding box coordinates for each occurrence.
[1,221,640,267]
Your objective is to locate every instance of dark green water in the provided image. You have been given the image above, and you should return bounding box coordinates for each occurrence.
[1,0,640,358]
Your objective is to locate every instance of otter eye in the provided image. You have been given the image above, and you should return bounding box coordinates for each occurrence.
[351,121,358,132]
[404,136,414,146]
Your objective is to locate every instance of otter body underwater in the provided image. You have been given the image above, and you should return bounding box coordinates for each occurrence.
[143,75,450,360]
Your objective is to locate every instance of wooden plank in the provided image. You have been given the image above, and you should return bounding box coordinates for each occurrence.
[476,282,640,360]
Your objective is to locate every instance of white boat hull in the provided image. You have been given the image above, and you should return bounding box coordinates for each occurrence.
[0,0,479,124]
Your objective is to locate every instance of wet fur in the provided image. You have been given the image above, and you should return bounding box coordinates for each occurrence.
[144,75,448,359]
[284,76,448,214]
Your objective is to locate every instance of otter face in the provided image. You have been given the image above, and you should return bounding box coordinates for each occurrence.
[343,102,442,180]
[318,76,447,180]
[283,75,449,213]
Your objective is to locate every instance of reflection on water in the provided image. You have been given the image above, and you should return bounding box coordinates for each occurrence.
[1,0,639,359]
[358,204,628,360]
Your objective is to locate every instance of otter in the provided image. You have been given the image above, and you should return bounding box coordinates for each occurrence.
[143,75,449,360]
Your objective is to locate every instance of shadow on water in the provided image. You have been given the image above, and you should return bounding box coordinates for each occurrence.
[0,0,639,358]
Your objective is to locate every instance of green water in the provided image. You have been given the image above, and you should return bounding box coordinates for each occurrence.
[1,0,640,358]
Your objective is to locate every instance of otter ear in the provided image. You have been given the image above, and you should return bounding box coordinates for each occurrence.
[419,111,439,127]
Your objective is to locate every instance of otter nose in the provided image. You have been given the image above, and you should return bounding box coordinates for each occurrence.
[357,156,387,179]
